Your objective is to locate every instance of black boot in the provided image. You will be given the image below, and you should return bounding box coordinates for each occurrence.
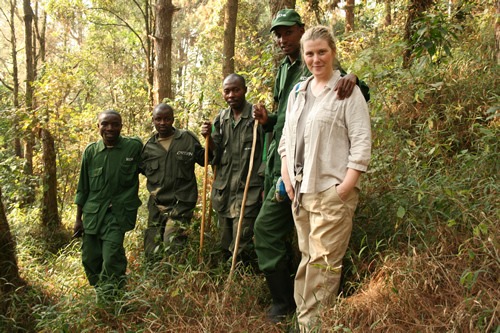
[265,264,296,324]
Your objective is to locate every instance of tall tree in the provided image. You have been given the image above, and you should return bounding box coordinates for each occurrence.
[0,0,23,157]
[496,0,500,64]
[153,0,176,104]
[40,127,60,227]
[403,0,434,67]
[22,0,35,205]
[307,0,322,25]
[0,187,22,314]
[385,0,392,26]
[222,0,238,78]
[269,0,296,17]
[34,2,60,227]
[345,0,355,32]
[87,1,155,108]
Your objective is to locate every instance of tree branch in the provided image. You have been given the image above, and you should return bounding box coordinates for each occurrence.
[87,7,148,57]
[0,76,14,91]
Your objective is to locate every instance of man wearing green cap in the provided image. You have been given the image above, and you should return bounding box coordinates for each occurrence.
[253,8,370,324]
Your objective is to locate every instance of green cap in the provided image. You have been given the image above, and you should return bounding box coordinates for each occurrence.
[270,9,304,32]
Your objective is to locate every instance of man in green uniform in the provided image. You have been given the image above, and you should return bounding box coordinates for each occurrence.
[253,9,371,323]
[140,103,206,260]
[74,110,142,301]
[201,73,264,263]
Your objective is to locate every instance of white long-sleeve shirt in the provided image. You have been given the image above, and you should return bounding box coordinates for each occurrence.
[278,71,371,193]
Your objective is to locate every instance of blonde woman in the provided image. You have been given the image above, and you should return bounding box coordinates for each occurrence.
[278,26,371,331]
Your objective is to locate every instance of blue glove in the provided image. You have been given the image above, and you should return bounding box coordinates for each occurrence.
[274,176,290,202]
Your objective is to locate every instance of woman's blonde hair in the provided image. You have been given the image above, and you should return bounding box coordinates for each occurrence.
[300,25,337,57]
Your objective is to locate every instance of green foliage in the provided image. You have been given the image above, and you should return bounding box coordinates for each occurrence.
[0,153,37,208]
[410,10,460,64]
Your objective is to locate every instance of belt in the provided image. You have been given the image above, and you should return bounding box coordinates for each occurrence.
[293,171,303,215]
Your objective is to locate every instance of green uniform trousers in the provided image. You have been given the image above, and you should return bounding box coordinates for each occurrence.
[254,182,295,274]
[82,210,126,290]
[219,215,255,259]
[144,196,190,258]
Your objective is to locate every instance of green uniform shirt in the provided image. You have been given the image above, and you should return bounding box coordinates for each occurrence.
[263,55,310,193]
[75,136,142,234]
[140,128,205,219]
[211,101,264,218]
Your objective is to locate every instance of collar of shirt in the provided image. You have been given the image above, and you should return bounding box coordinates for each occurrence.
[152,127,181,143]
[297,70,341,96]
[96,136,123,152]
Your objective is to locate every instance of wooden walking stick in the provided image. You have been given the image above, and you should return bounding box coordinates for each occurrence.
[207,166,216,231]
[199,135,210,263]
[228,118,259,280]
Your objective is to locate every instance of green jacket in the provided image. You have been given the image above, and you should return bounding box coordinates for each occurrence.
[140,128,205,219]
[211,101,264,218]
[75,136,142,234]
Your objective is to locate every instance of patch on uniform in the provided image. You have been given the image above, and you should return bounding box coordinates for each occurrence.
[126,157,134,161]
[177,151,193,157]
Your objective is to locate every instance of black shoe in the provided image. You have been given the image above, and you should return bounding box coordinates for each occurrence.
[267,302,295,324]
[265,262,296,324]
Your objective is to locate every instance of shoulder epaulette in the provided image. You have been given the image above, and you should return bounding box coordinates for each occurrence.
[128,136,143,144]
[184,129,201,143]
[84,142,97,151]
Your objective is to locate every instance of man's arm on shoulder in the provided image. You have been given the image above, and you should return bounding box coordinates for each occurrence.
[336,73,370,102]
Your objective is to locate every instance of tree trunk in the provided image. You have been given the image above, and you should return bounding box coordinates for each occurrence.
[496,0,500,64]
[23,0,35,150]
[7,0,22,157]
[403,0,434,68]
[41,129,60,227]
[153,0,176,104]
[385,0,392,26]
[32,5,60,228]
[269,0,296,18]
[0,187,22,314]
[23,0,36,204]
[223,0,238,78]
[345,0,355,33]
[307,0,322,25]
[177,37,187,93]
[142,0,155,109]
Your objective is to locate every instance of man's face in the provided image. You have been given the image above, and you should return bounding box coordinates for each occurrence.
[152,107,174,138]
[273,24,304,58]
[98,113,122,146]
[223,78,247,111]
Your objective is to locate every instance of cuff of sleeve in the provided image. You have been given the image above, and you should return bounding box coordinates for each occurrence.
[347,162,368,172]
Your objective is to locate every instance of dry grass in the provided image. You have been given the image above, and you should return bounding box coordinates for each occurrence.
[322,238,499,332]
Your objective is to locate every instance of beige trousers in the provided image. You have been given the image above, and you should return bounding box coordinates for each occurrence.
[293,185,359,331]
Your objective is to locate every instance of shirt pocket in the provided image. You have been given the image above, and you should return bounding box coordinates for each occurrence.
[82,201,100,231]
[316,104,342,126]
[175,151,194,180]
[211,178,228,212]
[119,199,141,231]
[144,158,161,185]
[241,129,255,162]
[120,160,138,187]
[89,167,104,191]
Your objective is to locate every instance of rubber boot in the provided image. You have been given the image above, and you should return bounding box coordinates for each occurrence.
[265,263,296,324]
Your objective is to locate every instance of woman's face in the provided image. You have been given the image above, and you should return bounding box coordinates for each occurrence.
[303,38,336,80]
